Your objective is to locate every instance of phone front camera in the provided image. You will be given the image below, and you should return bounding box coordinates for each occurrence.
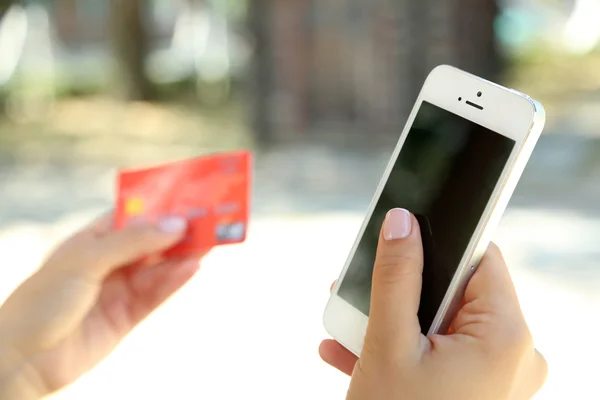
[477,91,482,97]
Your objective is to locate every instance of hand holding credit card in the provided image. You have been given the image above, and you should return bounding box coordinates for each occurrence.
[114,151,252,257]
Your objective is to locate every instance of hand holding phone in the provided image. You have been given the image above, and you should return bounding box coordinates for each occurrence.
[324,65,545,353]
[320,209,547,400]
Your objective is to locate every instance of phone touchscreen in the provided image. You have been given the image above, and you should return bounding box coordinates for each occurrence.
[337,101,516,333]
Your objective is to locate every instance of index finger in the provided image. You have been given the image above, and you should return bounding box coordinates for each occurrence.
[451,243,530,344]
[464,243,522,312]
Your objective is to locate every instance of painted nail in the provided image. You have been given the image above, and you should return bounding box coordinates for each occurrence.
[158,216,188,234]
[383,208,412,241]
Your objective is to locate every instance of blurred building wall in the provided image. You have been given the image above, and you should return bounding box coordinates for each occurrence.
[249,0,502,144]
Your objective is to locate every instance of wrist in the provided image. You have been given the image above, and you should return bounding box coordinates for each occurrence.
[0,344,46,400]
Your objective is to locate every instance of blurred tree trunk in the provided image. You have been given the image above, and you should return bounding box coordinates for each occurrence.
[109,0,155,101]
[247,0,273,145]
[455,0,502,81]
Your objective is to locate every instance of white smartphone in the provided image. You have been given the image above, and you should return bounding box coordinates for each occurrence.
[323,65,546,356]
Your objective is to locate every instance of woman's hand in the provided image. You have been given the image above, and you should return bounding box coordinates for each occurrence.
[319,208,547,400]
[0,213,206,399]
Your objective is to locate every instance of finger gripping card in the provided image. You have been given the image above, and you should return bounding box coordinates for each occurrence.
[115,151,252,257]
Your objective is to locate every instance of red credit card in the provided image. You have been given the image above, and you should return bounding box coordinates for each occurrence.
[114,151,252,257]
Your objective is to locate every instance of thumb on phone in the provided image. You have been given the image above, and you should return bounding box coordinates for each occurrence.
[364,208,424,359]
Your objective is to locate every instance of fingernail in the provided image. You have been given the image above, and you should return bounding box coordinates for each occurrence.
[383,208,412,241]
[157,216,187,234]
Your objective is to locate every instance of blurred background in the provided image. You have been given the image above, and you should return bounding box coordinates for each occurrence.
[0,0,599,399]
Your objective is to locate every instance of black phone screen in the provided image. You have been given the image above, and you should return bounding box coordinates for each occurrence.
[337,101,516,333]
